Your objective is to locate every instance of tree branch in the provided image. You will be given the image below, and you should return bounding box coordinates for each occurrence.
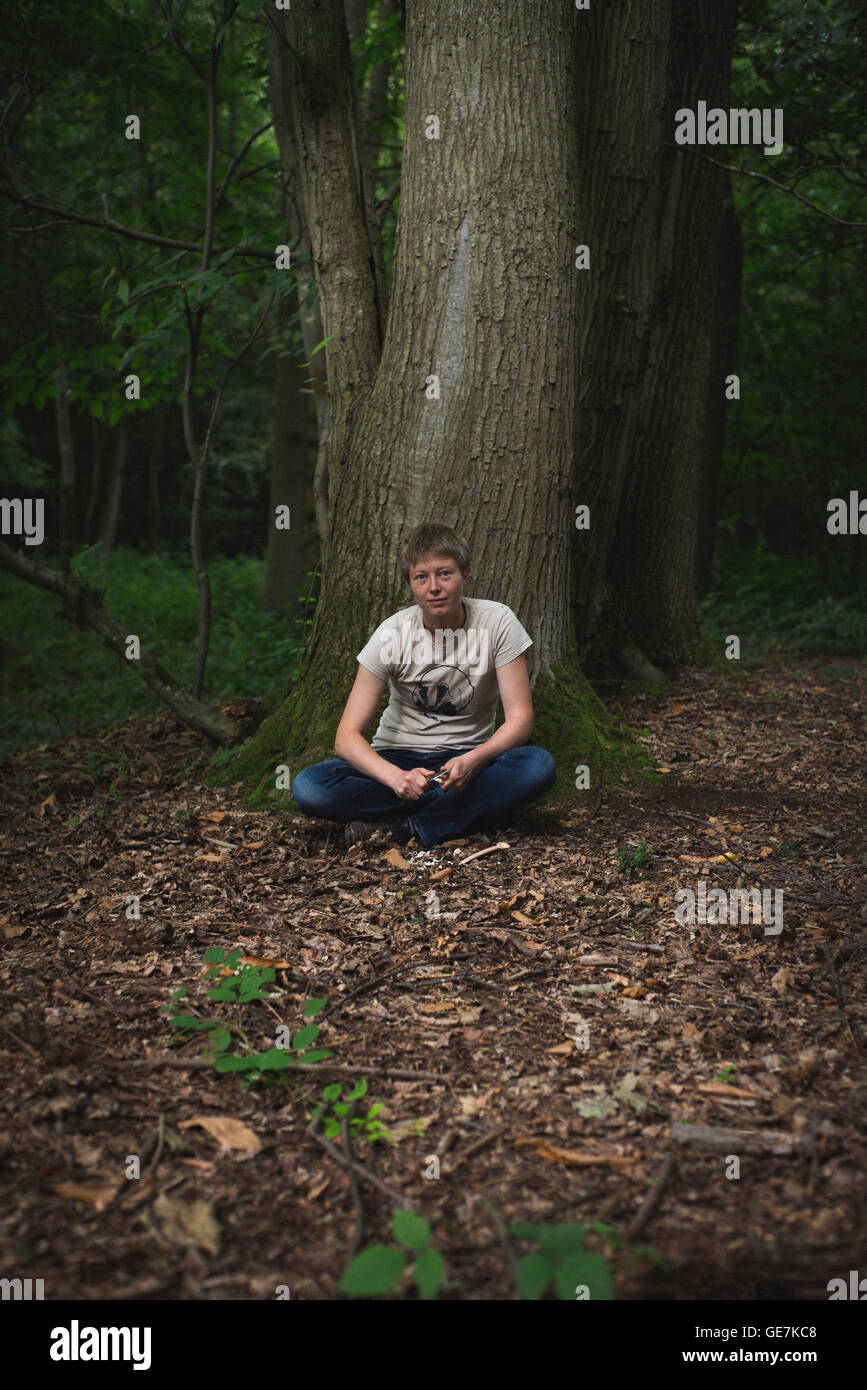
[687,150,867,228]
[0,542,240,746]
[0,187,275,260]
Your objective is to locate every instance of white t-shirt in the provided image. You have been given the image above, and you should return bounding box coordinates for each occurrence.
[356,597,533,751]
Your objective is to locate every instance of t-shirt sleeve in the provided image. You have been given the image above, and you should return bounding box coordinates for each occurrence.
[356,621,393,680]
[494,606,533,668]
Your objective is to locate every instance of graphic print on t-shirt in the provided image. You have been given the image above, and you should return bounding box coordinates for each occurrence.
[412,663,475,723]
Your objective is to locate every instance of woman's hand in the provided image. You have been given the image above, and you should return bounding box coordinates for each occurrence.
[433,753,480,792]
[390,767,435,801]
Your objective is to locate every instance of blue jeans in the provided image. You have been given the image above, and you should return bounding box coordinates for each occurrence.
[291,745,557,849]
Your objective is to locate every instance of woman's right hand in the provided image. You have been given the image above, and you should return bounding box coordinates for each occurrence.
[391,767,436,801]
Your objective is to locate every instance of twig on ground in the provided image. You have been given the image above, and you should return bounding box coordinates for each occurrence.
[340,1115,366,1256]
[626,1154,677,1241]
[307,1121,404,1206]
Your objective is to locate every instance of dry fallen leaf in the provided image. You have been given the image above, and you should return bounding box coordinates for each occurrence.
[459,1092,490,1117]
[384,847,410,870]
[240,955,291,970]
[771,968,798,993]
[152,1192,220,1255]
[514,1139,635,1172]
[203,811,226,823]
[51,1180,117,1211]
[179,1115,261,1155]
[241,840,265,850]
[1,918,27,940]
[547,1041,574,1056]
[696,1081,758,1099]
[192,852,229,864]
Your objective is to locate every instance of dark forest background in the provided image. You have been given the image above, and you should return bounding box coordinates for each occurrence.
[0,0,864,770]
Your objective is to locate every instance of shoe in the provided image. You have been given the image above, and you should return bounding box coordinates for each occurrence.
[345,817,412,848]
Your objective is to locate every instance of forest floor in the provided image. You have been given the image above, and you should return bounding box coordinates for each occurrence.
[1,659,865,1302]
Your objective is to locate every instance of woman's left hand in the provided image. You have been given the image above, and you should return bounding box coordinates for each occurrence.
[435,754,480,792]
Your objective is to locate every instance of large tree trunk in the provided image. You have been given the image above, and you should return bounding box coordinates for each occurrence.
[612,0,739,668]
[231,0,619,804]
[696,191,743,597]
[571,0,672,674]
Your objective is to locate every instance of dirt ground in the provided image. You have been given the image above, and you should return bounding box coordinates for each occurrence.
[1,660,864,1301]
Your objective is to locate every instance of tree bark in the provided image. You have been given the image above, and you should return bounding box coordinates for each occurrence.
[0,541,242,746]
[612,0,740,669]
[233,0,619,803]
[571,0,672,673]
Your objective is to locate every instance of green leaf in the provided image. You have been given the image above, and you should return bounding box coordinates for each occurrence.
[392,1209,430,1253]
[554,1251,614,1301]
[338,1246,405,1297]
[536,1225,588,1260]
[346,1078,368,1102]
[413,1248,445,1300]
[303,997,327,1016]
[117,279,130,304]
[247,1047,291,1071]
[291,1024,319,1051]
[516,1253,553,1300]
[297,1049,332,1063]
[202,948,226,964]
[323,1083,342,1103]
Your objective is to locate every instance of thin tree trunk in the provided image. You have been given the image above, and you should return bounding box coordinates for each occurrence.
[98,414,128,554]
[84,418,108,542]
[266,14,328,549]
[148,401,168,550]
[264,346,316,611]
[53,360,77,563]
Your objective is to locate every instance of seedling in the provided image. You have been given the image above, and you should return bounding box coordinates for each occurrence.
[339,1210,446,1300]
[616,841,654,877]
[162,947,330,1082]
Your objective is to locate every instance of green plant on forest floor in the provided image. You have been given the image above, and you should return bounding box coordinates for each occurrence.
[339,1210,446,1300]
[162,947,331,1081]
[616,841,654,877]
[310,1077,395,1145]
[509,1221,667,1300]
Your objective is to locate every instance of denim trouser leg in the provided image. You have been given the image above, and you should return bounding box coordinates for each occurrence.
[291,745,557,849]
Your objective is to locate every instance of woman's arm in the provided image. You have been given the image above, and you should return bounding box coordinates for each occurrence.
[334,666,402,789]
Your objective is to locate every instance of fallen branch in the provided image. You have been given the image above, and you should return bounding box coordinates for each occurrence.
[102,1053,445,1082]
[308,1121,404,1206]
[626,1154,676,1241]
[669,1124,816,1157]
[0,543,240,746]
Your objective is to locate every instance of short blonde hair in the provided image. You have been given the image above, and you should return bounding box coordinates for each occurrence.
[400,523,470,585]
